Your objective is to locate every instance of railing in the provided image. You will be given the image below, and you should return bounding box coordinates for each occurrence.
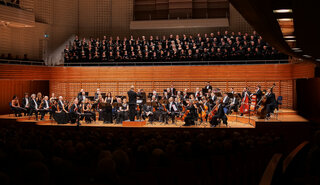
[0,59,289,67]
[63,59,289,67]
[0,59,45,66]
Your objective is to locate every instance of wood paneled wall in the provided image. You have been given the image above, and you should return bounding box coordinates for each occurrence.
[50,80,294,108]
[0,80,49,114]
[0,63,315,112]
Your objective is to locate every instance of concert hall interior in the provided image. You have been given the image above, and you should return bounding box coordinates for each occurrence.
[0,0,320,185]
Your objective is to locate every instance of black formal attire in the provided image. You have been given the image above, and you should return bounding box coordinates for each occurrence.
[29,98,39,120]
[254,89,263,103]
[127,90,137,121]
[166,102,178,124]
[52,105,68,124]
[228,97,239,114]
[184,105,197,126]
[39,100,51,120]
[266,93,276,117]
[22,97,30,116]
[69,103,80,125]
[119,104,129,123]
[142,104,154,123]
[210,104,228,126]
[205,85,213,90]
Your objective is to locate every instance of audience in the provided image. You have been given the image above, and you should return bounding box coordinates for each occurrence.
[0,122,294,185]
[64,31,287,63]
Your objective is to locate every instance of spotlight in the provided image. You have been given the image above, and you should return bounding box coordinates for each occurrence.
[277,18,293,21]
[303,55,312,58]
[284,36,295,39]
[273,9,293,13]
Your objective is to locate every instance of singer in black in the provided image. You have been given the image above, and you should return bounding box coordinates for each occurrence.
[127,85,137,121]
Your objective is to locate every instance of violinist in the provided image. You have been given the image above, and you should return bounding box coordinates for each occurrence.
[39,96,51,120]
[201,97,211,122]
[265,88,276,119]
[49,93,56,104]
[222,92,230,114]
[166,97,178,125]
[83,99,96,123]
[36,92,42,106]
[69,98,80,125]
[142,98,154,124]
[97,95,105,121]
[30,94,39,120]
[22,93,30,116]
[210,99,228,127]
[51,100,67,124]
[159,97,168,123]
[183,99,197,126]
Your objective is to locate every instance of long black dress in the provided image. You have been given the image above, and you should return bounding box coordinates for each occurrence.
[52,105,69,124]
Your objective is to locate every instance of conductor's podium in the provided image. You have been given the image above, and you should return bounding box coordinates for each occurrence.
[122,120,147,127]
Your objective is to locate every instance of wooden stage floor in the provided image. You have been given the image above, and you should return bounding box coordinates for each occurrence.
[0,109,308,129]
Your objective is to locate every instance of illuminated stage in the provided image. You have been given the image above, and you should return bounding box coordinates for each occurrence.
[0,109,308,129]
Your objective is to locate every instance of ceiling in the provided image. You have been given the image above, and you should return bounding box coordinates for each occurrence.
[229,0,320,63]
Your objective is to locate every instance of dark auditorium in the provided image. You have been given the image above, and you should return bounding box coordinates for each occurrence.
[0,0,320,185]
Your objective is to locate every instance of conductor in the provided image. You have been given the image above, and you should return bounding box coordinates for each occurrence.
[128,85,137,121]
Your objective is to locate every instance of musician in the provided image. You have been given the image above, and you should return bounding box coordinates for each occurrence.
[49,93,57,104]
[265,88,277,119]
[51,100,68,124]
[222,92,230,113]
[152,90,159,100]
[182,90,188,100]
[127,85,137,121]
[210,99,228,127]
[22,93,30,116]
[82,99,96,123]
[170,85,177,95]
[114,98,123,124]
[195,87,201,99]
[229,87,235,94]
[119,98,129,123]
[202,97,211,122]
[79,91,87,104]
[211,92,217,106]
[78,89,85,100]
[142,98,154,124]
[58,96,66,112]
[69,99,80,125]
[253,85,263,102]
[204,82,213,90]
[165,97,178,124]
[39,96,51,120]
[163,91,170,100]
[183,100,197,126]
[11,95,23,117]
[228,94,239,114]
[97,95,105,121]
[36,92,42,106]
[29,94,39,120]
[94,89,101,100]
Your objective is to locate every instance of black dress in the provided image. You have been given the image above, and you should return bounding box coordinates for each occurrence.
[52,105,69,124]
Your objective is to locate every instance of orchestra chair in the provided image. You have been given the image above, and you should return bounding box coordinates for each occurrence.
[276,96,283,110]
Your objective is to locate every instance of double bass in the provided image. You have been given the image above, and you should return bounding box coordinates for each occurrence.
[256,83,276,119]
[239,91,250,114]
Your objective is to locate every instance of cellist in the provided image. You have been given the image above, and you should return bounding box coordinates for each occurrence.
[210,99,228,127]
[240,88,251,116]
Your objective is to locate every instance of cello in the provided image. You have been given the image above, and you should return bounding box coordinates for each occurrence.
[256,83,276,119]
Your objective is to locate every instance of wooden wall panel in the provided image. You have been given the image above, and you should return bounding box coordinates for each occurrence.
[0,63,314,81]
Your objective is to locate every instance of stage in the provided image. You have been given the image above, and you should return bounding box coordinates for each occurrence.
[0,109,308,129]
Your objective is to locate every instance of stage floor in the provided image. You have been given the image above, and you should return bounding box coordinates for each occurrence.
[0,109,308,129]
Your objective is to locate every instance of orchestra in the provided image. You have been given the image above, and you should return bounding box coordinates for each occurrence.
[10,83,280,125]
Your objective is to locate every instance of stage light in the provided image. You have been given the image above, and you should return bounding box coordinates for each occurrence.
[284,35,295,39]
[273,9,292,13]
[316,59,320,62]
[277,18,293,22]
[285,39,296,42]
[291,47,301,50]
[293,50,303,52]
[303,55,312,58]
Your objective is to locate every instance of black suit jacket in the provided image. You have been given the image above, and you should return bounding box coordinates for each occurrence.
[170,88,176,95]
[166,102,178,112]
[42,100,50,109]
[30,99,38,110]
[128,90,137,105]
[254,89,263,101]
[22,97,30,108]
[266,93,276,105]
[205,85,213,90]
[215,104,225,118]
